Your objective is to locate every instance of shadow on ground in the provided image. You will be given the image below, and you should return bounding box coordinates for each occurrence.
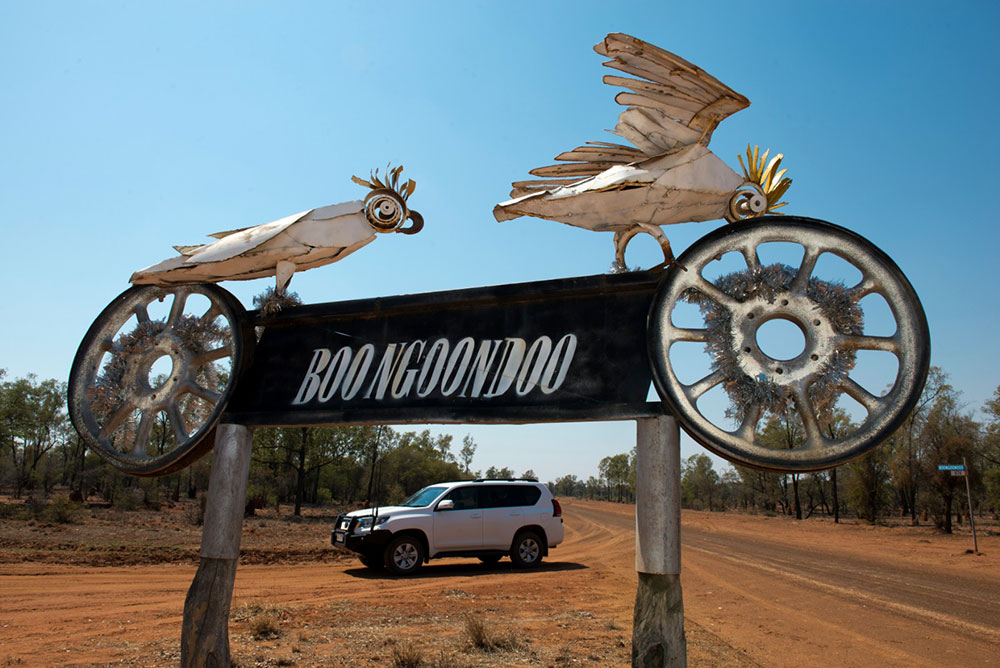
[343,560,587,579]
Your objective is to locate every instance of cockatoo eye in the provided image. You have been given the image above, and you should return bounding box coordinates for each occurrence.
[377,200,399,218]
[364,190,406,232]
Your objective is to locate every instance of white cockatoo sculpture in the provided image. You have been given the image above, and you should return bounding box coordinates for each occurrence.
[494,33,791,270]
[130,166,422,292]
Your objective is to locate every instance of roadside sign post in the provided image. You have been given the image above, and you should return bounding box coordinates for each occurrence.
[962,458,979,554]
[938,462,978,554]
[634,416,685,667]
[181,424,253,667]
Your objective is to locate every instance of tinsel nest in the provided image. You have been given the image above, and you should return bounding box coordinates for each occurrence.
[683,263,863,421]
[253,288,302,316]
[93,316,227,428]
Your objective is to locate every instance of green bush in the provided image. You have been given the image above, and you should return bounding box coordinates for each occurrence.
[42,495,81,524]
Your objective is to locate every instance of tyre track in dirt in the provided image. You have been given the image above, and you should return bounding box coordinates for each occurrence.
[569,502,1000,667]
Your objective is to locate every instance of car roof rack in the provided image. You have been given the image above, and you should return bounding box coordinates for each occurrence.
[472,477,539,483]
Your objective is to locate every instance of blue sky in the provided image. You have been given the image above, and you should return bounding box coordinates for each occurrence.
[2,1,998,482]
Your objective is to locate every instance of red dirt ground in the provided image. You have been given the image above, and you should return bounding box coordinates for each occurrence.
[1,498,997,667]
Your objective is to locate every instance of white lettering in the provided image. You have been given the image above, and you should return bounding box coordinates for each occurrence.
[292,349,331,405]
[540,334,577,393]
[342,344,374,400]
[291,333,578,405]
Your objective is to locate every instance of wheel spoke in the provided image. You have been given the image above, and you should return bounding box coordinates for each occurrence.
[193,346,232,365]
[791,245,821,292]
[792,386,824,450]
[133,303,151,324]
[683,369,726,402]
[183,381,222,404]
[99,337,119,354]
[847,277,879,301]
[167,289,189,328]
[667,327,709,343]
[841,378,884,414]
[167,402,189,441]
[689,275,739,310]
[839,334,900,354]
[201,301,222,324]
[741,244,761,272]
[737,402,763,441]
[129,410,155,457]
[99,400,135,438]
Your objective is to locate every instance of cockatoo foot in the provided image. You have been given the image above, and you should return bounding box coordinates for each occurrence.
[614,224,682,272]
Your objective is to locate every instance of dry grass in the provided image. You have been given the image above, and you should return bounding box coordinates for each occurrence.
[390,641,423,668]
[462,612,525,653]
[232,602,288,640]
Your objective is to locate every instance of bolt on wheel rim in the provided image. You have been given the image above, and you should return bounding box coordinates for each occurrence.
[68,284,251,476]
[648,216,930,472]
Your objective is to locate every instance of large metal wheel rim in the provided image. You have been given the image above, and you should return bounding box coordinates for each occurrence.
[68,283,251,476]
[648,216,930,472]
[392,542,420,570]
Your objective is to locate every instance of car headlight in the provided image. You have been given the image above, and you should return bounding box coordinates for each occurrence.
[355,515,390,531]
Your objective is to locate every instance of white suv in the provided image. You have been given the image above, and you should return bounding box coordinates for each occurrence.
[331,479,564,575]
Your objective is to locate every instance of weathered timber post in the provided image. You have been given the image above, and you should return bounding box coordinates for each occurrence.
[633,415,685,667]
[181,423,253,668]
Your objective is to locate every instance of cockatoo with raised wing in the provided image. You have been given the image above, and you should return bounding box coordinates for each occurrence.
[493,33,791,270]
[130,166,423,292]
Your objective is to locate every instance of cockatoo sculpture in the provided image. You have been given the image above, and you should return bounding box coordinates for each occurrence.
[130,166,422,292]
[493,33,791,269]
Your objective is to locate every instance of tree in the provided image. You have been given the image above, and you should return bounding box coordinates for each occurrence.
[681,454,720,510]
[888,367,950,524]
[484,465,515,479]
[458,435,477,474]
[919,391,980,533]
[1,374,68,498]
[758,412,804,519]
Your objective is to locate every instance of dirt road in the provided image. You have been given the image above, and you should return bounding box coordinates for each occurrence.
[573,502,1000,667]
[1,499,997,667]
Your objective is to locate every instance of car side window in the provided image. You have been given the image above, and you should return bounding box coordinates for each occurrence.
[442,486,479,510]
[481,485,541,508]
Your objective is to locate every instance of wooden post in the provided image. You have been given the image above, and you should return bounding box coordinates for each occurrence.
[181,424,253,668]
[633,416,686,667]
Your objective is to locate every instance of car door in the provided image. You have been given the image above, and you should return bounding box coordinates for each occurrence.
[481,485,541,549]
[431,485,483,552]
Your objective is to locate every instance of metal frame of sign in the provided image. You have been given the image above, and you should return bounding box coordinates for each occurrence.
[225,271,667,427]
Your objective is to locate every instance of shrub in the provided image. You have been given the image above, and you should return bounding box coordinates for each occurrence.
[462,613,524,652]
[390,641,423,668]
[42,495,81,524]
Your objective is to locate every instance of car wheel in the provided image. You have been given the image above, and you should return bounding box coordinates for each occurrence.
[384,535,424,575]
[510,531,543,568]
[478,555,502,566]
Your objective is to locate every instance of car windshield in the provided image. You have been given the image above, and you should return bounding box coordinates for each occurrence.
[400,485,448,507]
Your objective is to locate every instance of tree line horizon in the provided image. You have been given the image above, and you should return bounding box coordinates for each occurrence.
[2,366,998,533]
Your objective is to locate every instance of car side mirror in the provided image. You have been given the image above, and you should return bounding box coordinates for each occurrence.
[436,499,455,511]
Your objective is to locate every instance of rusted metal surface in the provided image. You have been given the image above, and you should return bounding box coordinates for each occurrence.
[67,284,253,476]
[494,33,790,269]
[648,216,931,472]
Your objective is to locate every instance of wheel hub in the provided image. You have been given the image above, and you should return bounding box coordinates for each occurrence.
[732,292,838,386]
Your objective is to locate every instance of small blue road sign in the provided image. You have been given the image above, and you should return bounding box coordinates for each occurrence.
[937,464,965,471]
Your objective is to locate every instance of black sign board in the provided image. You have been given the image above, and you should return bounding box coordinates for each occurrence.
[225,271,665,426]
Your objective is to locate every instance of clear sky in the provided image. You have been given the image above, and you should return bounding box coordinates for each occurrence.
[2,1,998,482]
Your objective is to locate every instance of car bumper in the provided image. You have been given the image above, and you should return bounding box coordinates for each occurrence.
[331,528,393,554]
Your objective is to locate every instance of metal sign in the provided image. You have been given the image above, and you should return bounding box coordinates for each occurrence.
[225,271,665,426]
[938,464,965,471]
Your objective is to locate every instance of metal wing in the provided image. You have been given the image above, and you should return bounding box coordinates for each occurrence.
[509,33,749,198]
